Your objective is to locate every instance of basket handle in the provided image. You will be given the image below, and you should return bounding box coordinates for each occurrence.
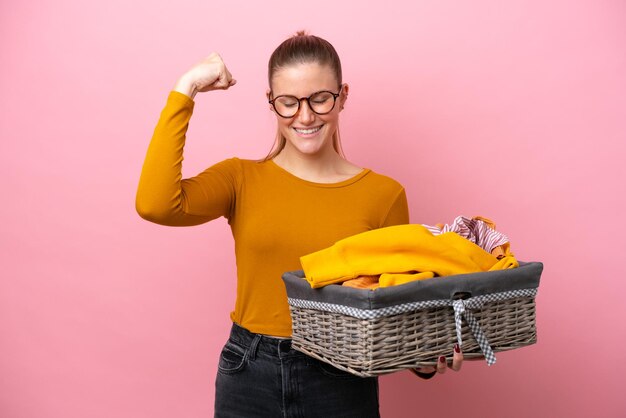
[452,291,472,300]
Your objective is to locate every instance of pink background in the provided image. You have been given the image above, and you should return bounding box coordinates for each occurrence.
[2,0,625,417]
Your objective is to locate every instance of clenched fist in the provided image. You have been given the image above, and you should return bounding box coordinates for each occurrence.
[173,53,236,99]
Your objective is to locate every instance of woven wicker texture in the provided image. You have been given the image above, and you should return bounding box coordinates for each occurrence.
[289,296,536,377]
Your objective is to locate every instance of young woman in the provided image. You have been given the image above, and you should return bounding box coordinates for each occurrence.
[136,31,463,418]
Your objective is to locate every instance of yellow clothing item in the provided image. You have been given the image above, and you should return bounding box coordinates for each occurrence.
[300,224,518,288]
[489,256,519,270]
[379,271,435,287]
[136,91,410,337]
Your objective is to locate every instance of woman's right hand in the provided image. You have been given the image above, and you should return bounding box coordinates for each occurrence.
[173,53,237,99]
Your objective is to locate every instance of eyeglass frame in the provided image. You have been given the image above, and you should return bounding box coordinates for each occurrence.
[268,85,344,118]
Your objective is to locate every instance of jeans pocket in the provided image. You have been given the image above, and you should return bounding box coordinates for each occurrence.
[311,358,361,380]
[217,340,247,375]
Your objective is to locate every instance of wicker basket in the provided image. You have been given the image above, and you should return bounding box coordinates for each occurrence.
[282,261,542,377]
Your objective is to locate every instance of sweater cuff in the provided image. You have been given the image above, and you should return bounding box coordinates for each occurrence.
[168,90,195,109]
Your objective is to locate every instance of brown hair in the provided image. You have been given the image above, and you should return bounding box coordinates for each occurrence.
[262,31,345,161]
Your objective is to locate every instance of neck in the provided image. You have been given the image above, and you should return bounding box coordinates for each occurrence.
[273,144,347,182]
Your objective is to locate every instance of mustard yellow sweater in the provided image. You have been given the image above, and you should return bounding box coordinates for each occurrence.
[301,224,519,288]
[136,91,410,337]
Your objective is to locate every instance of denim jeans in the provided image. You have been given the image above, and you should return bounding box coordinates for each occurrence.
[214,322,380,418]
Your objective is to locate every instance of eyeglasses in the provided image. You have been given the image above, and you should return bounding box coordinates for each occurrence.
[268,86,343,118]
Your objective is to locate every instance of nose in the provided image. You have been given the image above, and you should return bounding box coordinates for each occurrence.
[296,99,315,124]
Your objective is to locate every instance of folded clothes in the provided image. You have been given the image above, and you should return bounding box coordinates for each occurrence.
[342,272,436,290]
[303,223,519,289]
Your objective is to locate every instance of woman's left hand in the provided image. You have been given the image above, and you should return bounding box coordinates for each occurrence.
[410,343,463,379]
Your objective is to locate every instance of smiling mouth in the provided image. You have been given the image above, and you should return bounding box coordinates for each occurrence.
[293,125,323,135]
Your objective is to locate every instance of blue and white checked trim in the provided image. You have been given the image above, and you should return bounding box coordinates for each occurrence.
[288,287,537,366]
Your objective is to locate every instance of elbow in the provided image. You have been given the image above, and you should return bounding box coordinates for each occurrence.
[135,199,159,224]
[135,187,213,227]
[135,193,170,225]
[135,179,173,224]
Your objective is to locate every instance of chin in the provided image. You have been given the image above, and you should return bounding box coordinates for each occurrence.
[281,135,325,155]
[292,138,332,156]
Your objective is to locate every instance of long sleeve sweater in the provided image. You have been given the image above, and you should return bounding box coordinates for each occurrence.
[136,91,410,336]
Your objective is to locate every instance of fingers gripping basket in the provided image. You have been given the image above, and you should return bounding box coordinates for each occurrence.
[282,261,543,377]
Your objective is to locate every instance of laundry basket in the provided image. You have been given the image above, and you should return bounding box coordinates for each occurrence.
[281,261,542,377]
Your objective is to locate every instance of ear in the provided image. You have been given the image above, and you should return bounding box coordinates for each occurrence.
[266,89,274,111]
[340,83,349,109]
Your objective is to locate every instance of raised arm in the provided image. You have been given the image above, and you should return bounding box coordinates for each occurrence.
[135,54,238,226]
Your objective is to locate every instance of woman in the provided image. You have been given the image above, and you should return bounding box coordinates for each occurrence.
[136,31,462,418]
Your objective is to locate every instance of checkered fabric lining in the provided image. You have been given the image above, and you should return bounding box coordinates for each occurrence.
[288,287,537,366]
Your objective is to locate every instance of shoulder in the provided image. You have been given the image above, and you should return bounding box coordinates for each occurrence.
[211,157,268,170]
[364,170,409,226]
[207,157,243,172]
[362,169,406,193]
[231,157,273,174]
[211,157,277,182]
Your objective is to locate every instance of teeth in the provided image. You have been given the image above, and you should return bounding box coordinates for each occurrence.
[294,126,322,134]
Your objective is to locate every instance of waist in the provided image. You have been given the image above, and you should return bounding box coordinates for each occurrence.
[229,322,302,358]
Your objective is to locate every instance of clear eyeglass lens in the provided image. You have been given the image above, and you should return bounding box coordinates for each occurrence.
[275,97,299,117]
[309,92,335,114]
[274,92,336,117]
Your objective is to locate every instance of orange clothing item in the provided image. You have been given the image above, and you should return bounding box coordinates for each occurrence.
[472,216,497,230]
[136,91,410,337]
[491,242,513,259]
[342,271,441,289]
[379,271,435,287]
[342,275,380,290]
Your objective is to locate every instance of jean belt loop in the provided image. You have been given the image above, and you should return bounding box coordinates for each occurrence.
[248,334,262,361]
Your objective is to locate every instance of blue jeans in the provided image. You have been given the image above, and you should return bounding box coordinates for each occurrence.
[214,322,380,418]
